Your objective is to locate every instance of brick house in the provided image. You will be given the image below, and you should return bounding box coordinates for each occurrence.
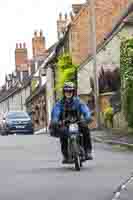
[78,3,133,95]
[77,3,133,128]
[44,0,129,123]
[55,0,130,95]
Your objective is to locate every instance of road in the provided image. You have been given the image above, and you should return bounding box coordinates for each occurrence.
[0,134,132,200]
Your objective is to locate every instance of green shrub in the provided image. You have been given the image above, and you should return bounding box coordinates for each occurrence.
[104,106,113,120]
[104,106,114,128]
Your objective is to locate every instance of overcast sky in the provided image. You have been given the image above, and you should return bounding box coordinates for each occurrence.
[0,0,85,86]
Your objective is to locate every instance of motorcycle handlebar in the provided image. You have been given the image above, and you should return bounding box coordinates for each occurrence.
[61,119,92,125]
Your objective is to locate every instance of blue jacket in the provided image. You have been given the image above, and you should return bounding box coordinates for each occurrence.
[51,96,91,123]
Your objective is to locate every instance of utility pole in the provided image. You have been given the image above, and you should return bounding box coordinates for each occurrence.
[90,0,101,129]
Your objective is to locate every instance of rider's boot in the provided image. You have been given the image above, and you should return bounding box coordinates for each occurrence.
[62,156,68,163]
[85,151,93,160]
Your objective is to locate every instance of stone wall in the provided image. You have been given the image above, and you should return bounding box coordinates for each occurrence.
[113,112,128,129]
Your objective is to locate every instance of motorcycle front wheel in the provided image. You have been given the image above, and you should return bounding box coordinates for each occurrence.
[75,156,80,171]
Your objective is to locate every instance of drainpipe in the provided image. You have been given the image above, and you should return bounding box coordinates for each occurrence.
[90,0,101,129]
[44,88,48,134]
[21,93,23,110]
[52,64,56,101]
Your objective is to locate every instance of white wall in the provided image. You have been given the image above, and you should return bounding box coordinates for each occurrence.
[0,85,30,114]
[46,67,55,124]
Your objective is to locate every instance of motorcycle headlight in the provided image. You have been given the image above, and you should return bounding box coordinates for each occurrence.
[69,123,79,132]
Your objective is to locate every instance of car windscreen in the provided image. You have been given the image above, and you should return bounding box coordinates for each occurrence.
[6,112,29,119]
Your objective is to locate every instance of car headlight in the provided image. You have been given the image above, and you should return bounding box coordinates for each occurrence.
[27,121,33,126]
[6,123,12,128]
[6,121,13,127]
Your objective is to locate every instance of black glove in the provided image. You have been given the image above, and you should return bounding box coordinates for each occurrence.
[49,121,60,138]
[78,120,88,128]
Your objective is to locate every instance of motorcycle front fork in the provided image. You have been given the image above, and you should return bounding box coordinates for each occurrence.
[67,135,83,160]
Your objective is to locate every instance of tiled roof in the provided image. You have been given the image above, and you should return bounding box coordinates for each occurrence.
[0,82,21,103]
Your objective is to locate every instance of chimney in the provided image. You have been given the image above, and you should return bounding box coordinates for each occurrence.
[28,65,31,76]
[40,29,43,37]
[5,75,8,90]
[12,71,16,85]
[35,61,38,72]
[86,0,90,4]
[23,42,26,48]
[72,3,83,14]
[70,12,74,21]
[65,13,67,20]
[20,71,23,82]
[34,30,37,37]
[59,12,62,20]
[57,12,69,40]
[32,30,46,58]
[16,43,18,48]
[15,42,28,72]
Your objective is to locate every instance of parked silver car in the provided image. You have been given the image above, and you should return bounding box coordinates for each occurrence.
[1,111,33,135]
[0,113,5,132]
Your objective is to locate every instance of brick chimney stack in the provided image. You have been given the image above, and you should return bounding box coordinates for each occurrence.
[72,3,83,14]
[32,30,46,58]
[57,12,69,39]
[70,12,74,21]
[15,42,28,72]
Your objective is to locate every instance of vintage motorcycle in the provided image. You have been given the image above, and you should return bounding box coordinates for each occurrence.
[62,119,86,171]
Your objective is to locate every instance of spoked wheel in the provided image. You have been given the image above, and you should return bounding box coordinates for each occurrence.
[75,156,80,171]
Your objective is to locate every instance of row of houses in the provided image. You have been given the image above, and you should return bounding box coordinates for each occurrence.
[0,0,133,130]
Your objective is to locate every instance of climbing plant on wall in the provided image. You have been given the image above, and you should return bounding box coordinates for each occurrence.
[120,38,133,127]
[56,53,78,94]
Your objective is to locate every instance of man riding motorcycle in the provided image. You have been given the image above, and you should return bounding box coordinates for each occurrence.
[50,82,93,163]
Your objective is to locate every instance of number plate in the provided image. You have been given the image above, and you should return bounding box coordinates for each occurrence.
[69,123,78,132]
[16,126,24,129]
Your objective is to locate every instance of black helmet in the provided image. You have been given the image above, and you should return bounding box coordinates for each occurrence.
[63,81,75,92]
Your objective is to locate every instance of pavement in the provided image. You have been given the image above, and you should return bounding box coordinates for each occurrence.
[92,129,133,150]
[34,127,47,135]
